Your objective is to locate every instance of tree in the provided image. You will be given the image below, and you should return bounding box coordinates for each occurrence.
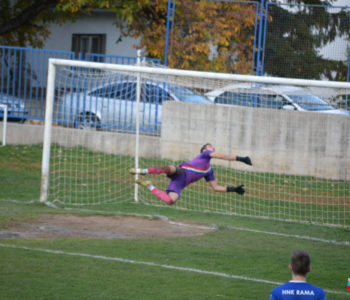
[0,0,112,48]
[113,0,258,74]
[0,0,114,96]
[2,0,349,78]
[263,0,350,80]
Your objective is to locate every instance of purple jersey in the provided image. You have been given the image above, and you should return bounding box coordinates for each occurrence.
[270,281,326,300]
[180,150,215,185]
[166,150,215,196]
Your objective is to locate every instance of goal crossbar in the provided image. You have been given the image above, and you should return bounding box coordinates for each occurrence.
[47,58,350,89]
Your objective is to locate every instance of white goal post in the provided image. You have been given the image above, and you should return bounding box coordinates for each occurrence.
[0,104,7,146]
[40,58,350,227]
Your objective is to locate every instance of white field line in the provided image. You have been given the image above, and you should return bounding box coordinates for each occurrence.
[157,220,350,247]
[0,243,348,296]
[221,225,350,246]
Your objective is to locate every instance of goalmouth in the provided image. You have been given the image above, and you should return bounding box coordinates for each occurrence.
[40,58,350,227]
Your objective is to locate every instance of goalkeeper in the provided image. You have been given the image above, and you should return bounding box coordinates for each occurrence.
[129,143,252,205]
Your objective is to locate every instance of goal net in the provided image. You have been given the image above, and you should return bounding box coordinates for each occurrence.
[41,58,350,227]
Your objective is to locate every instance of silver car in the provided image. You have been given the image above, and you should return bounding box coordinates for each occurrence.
[0,95,28,122]
[205,84,349,115]
[57,80,211,133]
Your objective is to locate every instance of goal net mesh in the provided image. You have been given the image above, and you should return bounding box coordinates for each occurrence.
[44,61,350,227]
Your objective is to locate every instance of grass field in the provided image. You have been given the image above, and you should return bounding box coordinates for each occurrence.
[45,144,350,226]
[1,144,350,299]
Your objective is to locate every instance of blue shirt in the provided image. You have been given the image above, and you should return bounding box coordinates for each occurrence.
[270,281,326,300]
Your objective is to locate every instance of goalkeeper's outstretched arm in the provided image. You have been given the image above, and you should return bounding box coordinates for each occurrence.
[209,152,252,166]
[209,180,245,195]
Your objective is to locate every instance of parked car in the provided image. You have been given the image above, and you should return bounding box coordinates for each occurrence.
[0,94,28,122]
[57,80,211,133]
[205,84,350,115]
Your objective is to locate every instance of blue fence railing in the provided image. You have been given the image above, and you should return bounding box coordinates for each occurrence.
[0,46,75,122]
[0,46,161,123]
[0,45,349,132]
[84,53,161,66]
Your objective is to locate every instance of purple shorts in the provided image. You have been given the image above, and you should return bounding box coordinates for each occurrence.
[166,173,186,197]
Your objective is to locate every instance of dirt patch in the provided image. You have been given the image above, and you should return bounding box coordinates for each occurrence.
[0,214,214,240]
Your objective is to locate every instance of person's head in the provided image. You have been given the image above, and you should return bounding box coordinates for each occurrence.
[289,250,311,276]
[200,143,215,153]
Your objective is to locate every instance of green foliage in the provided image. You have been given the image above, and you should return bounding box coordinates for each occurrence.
[1,0,51,47]
[264,1,350,79]
[113,0,257,73]
[1,0,349,78]
[0,0,111,47]
[0,144,41,201]
[1,144,349,227]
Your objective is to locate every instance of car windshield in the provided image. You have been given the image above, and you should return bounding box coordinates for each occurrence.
[287,94,334,111]
[167,85,211,104]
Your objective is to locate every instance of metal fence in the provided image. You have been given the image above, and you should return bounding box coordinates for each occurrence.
[1,1,350,127]
[163,1,350,110]
[0,45,161,123]
[0,46,74,122]
[165,1,350,85]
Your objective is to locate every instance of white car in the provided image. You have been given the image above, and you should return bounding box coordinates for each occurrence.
[57,80,211,133]
[205,84,349,115]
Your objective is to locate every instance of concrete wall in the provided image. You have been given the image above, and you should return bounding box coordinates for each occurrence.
[1,122,160,158]
[1,102,349,180]
[161,102,350,181]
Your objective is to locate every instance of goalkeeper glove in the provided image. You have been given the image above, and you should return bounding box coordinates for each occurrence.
[227,185,245,195]
[236,156,252,166]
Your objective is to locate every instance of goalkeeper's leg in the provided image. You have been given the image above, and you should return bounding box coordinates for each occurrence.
[130,165,184,176]
[136,179,178,205]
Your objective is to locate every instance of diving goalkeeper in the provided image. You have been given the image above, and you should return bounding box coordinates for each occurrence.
[129,143,252,205]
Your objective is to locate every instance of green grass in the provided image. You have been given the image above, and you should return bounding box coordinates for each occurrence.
[0,144,350,299]
[35,144,350,226]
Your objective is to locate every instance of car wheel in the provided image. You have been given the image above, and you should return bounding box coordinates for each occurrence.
[76,113,100,130]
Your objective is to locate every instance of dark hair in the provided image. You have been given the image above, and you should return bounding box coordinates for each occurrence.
[200,143,211,153]
[291,250,310,276]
